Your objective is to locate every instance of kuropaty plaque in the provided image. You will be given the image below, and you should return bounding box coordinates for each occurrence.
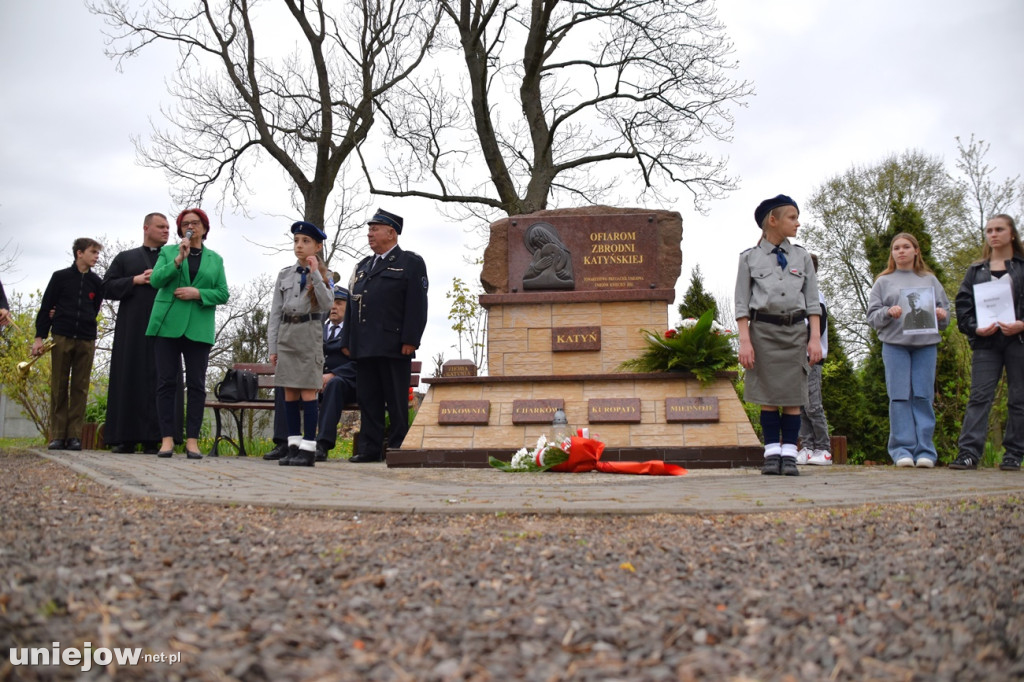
[511,399,565,424]
[587,398,642,423]
[437,400,491,425]
[665,397,720,422]
[507,214,658,292]
[551,326,601,352]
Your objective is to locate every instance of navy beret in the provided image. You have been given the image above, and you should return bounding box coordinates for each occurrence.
[291,220,327,242]
[754,194,799,229]
[368,208,404,234]
[333,286,350,300]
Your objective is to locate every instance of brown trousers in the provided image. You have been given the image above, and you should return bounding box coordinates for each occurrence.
[49,334,95,440]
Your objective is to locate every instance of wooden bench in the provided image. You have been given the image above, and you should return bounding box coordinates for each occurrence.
[204,361,421,456]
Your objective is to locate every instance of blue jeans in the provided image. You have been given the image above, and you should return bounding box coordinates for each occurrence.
[957,336,1024,459]
[881,343,938,463]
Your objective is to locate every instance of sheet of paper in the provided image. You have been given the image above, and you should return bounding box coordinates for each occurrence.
[974,278,1015,328]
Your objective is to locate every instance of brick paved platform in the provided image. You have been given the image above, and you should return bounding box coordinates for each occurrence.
[35,449,1024,515]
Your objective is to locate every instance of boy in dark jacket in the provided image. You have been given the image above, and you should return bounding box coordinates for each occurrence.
[33,237,103,450]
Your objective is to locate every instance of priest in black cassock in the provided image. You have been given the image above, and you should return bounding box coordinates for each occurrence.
[102,212,181,453]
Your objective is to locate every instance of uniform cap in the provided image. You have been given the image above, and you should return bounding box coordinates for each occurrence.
[368,208,404,234]
[291,221,327,242]
[754,194,798,229]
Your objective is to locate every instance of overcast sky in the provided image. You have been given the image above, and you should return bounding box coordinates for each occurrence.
[1,0,1022,373]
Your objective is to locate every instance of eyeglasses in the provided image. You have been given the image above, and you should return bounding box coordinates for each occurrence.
[181,220,203,228]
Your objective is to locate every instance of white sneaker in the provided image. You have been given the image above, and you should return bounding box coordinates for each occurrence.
[915,458,935,468]
[895,456,914,467]
[807,449,833,466]
[795,448,811,465]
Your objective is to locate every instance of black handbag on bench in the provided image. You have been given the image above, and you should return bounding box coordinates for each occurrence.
[215,368,258,402]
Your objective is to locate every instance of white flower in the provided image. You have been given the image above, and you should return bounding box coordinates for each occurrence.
[510,448,533,470]
[679,318,698,329]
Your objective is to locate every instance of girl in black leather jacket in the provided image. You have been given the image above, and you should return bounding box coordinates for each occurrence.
[951,214,1024,471]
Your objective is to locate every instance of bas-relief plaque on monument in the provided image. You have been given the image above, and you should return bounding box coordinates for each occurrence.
[588,398,642,423]
[665,397,720,422]
[551,326,601,352]
[511,399,565,424]
[507,214,658,292]
[437,400,491,425]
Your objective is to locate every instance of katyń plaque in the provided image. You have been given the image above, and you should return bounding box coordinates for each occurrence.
[552,326,601,352]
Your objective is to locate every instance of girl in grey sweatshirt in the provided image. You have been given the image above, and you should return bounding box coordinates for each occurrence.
[867,232,949,467]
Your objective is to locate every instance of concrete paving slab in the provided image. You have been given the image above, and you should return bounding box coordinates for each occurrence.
[36,449,1024,515]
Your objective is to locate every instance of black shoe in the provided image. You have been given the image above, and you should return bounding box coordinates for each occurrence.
[949,453,979,470]
[315,442,330,462]
[263,443,289,461]
[290,447,316,467]
[186,450,203,460]
[141,442,160,455]
[1000,454,1022,471]
[349,452,383,463]
[65,438,82,451]
[279,445,301,466]
[47,439,65,450]
[781,456,800,476]
[761,455,781,475]
[110,443,137,454]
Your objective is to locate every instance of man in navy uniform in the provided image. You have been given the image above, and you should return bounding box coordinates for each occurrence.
[315,286,358,460]
[340,208,428,462]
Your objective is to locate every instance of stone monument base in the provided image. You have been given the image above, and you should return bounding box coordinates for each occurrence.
[391,373,762,469]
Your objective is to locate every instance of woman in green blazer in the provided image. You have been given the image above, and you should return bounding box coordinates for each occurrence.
[147,208,229,458]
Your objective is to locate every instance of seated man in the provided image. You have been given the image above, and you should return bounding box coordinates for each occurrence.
[316,286,358,460]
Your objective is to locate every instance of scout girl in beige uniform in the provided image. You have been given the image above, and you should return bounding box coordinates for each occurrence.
[268,221,333,466]
[735,195,822,476]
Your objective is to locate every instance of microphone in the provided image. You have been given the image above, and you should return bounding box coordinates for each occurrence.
[185,228,195,241]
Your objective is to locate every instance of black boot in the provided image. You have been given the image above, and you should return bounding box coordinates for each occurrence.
[278,445,301,466]
[289,444,316,467]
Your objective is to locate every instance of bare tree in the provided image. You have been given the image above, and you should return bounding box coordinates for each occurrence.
[953,134,1023,237]
[940,135,1024,282]
[211,273,276,372]
[246,166,373,267]
[89,0,441,251]
[0,237,21,281]
[362,0,750,220]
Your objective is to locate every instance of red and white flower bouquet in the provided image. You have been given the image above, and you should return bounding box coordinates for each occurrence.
[490,431,687,476]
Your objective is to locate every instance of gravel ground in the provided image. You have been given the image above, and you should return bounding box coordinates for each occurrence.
[1,449,1022,682]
